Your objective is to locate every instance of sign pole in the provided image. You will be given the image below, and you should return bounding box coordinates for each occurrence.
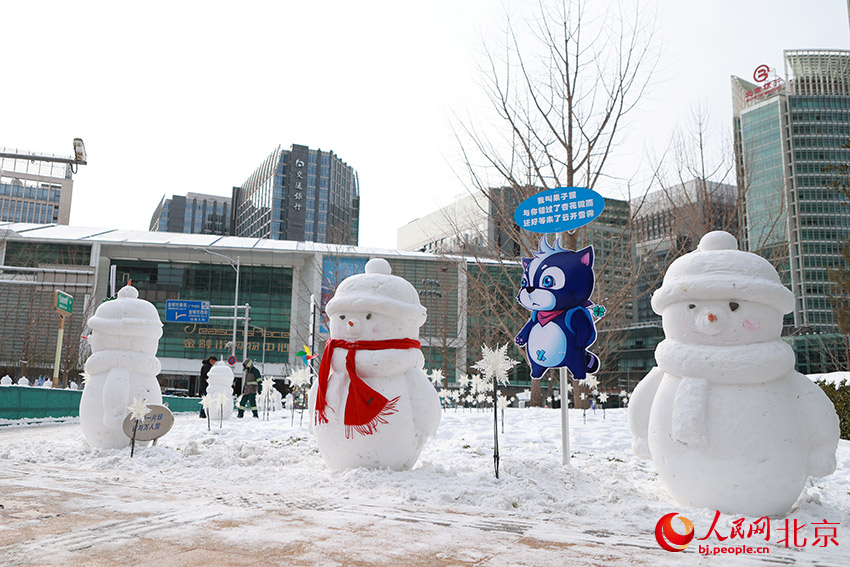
[52,315,65,389]
[52,290,74,388]
[560,366,570,465]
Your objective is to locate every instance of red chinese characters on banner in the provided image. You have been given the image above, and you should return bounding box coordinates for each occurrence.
[697,510,840,549]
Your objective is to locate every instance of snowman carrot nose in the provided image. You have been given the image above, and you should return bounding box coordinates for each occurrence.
[348,320,354,327]
[707,313,717,323]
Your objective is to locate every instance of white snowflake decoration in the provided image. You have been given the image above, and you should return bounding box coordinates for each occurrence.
[127,397,151,422]
[287,366,312,388]
[428,369,445,387]
[585,375,599,390]
[469,374,488,394]
[199,394,212,410]
[261,378,276,401]
[213,391,230,410]
[598,392,609,403]
[472,344,519,386]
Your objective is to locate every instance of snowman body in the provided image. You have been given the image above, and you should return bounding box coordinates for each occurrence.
[309,259,441,471]
[629,232,839,516]
[79,286,163,449]
[205,361,235,420]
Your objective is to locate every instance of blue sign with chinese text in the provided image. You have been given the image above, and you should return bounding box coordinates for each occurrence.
[514,186,605,233]
[165,300,210,323]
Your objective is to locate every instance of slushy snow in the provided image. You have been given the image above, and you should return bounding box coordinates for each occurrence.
[1,406,848,566]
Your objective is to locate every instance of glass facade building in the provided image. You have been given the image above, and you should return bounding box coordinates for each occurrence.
[733,50,850,373]
[232,144,360,245]
[0,147,74,225]
[150,193,231,235]
[0,223,515,393]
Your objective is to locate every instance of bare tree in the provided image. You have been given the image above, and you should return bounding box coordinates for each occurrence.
[453,0,659,405]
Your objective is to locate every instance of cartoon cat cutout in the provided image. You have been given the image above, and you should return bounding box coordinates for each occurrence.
[515,237,601,380]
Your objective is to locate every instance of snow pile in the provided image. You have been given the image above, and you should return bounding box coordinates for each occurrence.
[0,407,848,566]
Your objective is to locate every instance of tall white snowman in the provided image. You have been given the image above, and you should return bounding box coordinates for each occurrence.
[629,231,839,517]
[309,258,441,470]
[205,361,235,420]
[80,285,164,449]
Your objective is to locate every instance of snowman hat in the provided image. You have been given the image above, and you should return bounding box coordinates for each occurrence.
[326,258,427,328]
[651,231,795,314]
[87,285,163,338]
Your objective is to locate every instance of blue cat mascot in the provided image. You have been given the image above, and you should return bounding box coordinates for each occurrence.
[515,237,601,380]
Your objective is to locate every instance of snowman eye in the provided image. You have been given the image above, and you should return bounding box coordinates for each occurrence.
[729,302,739,312]
[366,313,372,320]
[688,304,696,310]
[339,315,346,320]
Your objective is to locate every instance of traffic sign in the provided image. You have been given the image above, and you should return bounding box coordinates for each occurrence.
[227,355,237,366]
[165,300,210,323]
[55,290,73,315]
[514,186,605,234]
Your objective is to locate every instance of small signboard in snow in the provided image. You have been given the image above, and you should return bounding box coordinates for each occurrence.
[122,404,174,441]
[513,186,605,233]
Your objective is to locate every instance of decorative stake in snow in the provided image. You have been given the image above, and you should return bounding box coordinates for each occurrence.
[127,397,151,457]
[214,391,230,428]
[260,377,276,420]
[473,343,519,479]
[286,365,312,426]
[200,394,212,431]
[598,392,609,419]
[428,369,445,389]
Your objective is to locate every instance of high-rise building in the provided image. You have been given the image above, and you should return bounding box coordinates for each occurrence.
[231,144,360,245]
[0,148,74,225]
[150,193,231,235]
[733,49,850,372]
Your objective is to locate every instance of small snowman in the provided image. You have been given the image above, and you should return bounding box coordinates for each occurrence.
[205,361,235,421]
[79,285,163,449]
[309,258,441,470]
[629,231,839,517]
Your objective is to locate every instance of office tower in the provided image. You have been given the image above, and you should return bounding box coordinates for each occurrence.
[150,193,232,235]
[0,147,74,225]
[733,50,850,371]
[231,144,360,245]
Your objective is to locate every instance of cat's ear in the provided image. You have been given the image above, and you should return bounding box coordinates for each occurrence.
[579,246,594,267]
[521,257,532,270]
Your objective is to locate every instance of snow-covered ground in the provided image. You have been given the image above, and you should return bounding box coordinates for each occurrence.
[1,407,848,566]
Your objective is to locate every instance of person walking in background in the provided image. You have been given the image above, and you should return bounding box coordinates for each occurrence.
[199,356,217,418]
[237,359,260,418]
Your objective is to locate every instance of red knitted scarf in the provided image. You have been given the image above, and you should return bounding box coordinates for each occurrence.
[314,337,421,438]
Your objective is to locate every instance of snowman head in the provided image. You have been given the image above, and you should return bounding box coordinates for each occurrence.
[87,285,163,355]
[326,258,426,341]
[652,231,794,346]
[661,297,784,346]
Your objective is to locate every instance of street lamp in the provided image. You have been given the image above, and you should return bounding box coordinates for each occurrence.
[196,248,240,363]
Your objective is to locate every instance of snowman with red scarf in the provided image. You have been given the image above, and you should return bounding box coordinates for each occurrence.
[309,258,441,470]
